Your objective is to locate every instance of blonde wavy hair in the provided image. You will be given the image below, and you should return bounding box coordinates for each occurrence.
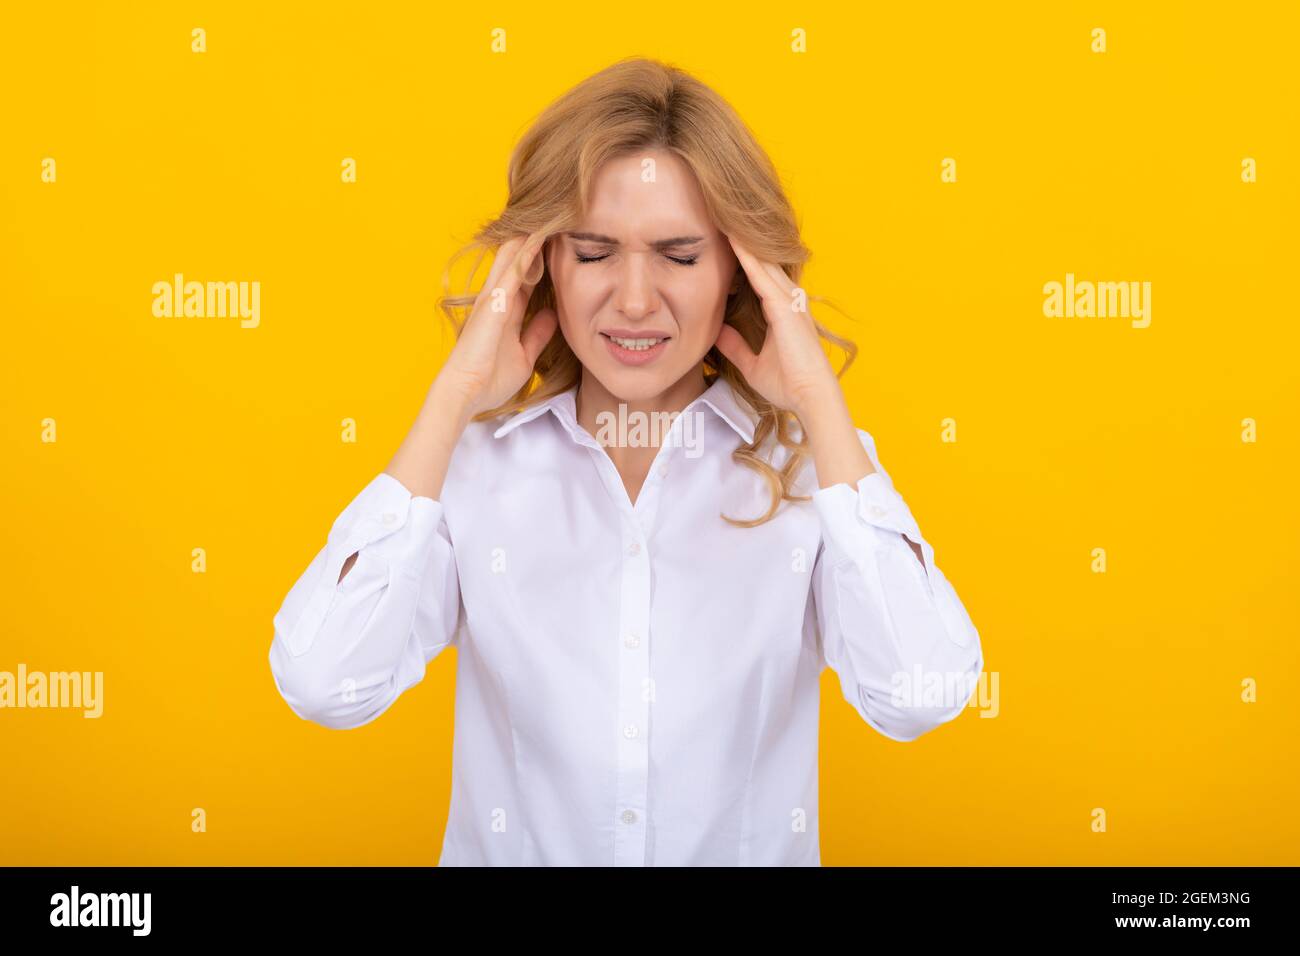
[438,56,857,526]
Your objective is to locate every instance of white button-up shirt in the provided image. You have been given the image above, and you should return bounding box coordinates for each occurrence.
[269,374,983,866]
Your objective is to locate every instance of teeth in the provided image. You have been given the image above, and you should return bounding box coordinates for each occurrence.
[608,335,665,351]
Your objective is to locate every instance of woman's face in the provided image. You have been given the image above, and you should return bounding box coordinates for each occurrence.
[545,148,739,402]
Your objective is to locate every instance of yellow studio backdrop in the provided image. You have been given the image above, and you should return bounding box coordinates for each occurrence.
[1,3,1297,865]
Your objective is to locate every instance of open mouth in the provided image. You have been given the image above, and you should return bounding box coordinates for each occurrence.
[599,331,671,365]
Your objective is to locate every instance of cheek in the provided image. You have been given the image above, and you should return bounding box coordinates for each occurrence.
[551,274,598,349]
[552,265,604,314]
[666,273,728,329]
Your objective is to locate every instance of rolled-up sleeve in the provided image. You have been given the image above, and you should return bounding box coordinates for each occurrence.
[268,472,462,730]
[810,429,983,742]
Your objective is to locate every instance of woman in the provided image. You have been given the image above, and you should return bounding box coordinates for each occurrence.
[269,57,983,866]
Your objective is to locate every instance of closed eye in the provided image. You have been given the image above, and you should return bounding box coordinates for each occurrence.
[575,253,698,267]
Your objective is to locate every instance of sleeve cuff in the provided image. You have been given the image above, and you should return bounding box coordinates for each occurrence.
[285,474,446,658]
[327,472,443,553]
[811,471,934,592]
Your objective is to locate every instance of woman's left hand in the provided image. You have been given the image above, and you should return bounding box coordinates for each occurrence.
[714,236,842,418]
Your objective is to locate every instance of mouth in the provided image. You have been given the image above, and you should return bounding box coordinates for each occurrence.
[599,330,672,366]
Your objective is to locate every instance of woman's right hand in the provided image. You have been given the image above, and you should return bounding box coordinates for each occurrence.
[434,233,559,418]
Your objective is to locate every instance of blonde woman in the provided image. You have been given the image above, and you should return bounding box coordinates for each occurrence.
[269,57,983,866]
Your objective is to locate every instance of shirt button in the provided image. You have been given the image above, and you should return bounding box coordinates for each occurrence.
[623,724,638,739]
[621,809,637,825]
[627,541,641,556]
[624,633,640,649]
[656,461,669,478]
[869,504,888,518]
[381,512,397,524]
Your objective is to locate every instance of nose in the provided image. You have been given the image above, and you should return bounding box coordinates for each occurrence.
[612,251,661,321]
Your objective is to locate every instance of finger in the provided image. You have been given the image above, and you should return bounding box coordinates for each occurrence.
[472,237,526,322]
[495,233,547,322]
[480,235,527,301]
[507,232,546,286]
[727,235,777,302]
[714,322,759,380]
[507,238,549,330]
[728,236,794,318]
[517,236,547,300]
[521,307,558,367]
[761,259,797,297]
[474,235,533,323]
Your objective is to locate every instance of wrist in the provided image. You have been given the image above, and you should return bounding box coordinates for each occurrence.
[427,376,479,431]
[792,381,852,436]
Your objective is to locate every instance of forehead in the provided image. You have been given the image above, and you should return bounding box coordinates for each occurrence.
[581,150,714,234]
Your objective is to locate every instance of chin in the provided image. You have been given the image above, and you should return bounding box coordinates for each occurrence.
[588,363,677,402]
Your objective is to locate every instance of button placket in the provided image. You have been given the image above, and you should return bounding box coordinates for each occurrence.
[632,421,678,530]
[579,439,653,866]
[578,424,678,866]
[610,437,682,863]
[614,512,651,866]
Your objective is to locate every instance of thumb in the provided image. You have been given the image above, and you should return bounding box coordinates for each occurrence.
[714,322,758,379]
[521,307,559,366]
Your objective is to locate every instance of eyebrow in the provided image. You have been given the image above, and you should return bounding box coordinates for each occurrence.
[565,231,705,251]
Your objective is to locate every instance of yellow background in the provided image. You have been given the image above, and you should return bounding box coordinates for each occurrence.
[2,2,1296,865]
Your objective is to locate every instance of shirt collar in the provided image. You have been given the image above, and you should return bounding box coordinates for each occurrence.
[695,375,759,444]
[491,375,758,445]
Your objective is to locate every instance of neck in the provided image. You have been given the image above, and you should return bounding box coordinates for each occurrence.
[575,366,709,464]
